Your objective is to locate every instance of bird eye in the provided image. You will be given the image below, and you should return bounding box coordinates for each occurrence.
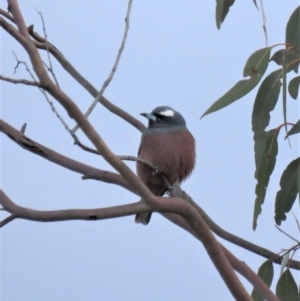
[154,113,166,119]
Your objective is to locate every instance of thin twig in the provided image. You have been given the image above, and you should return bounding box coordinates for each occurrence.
[281,50,292,148]
[12,51,72,134]
[275,225,300,243]
[25,25,145,132]
[0,8,15,23]
[0,189,282,300]
[0,74,43,87]
[72,134,158,171]
[20,123,27,133]
[35,8,60,87]
[0,214,16,227]
[291,211,300,232]
[259,0,268,46]
[71,0,133,134]
[2,118,300,271]
[0,118,134,193]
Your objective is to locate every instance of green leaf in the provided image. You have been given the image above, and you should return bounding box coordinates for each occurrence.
[286,120,300,137]
[288,76,300,99]
[286,6,300,50]
[275,158,300,225]
[201,47,271,118]
[251,260,274,301]
[215,0,235,29]
[270,49,300,73]
[276,268,298,301]
[201,76,260,117]
[253,129,279,230]
[252,0,258,9]
[243,47,271,77]
[252,69,282,168]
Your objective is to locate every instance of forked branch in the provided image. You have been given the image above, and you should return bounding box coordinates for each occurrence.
[1,118,299,271]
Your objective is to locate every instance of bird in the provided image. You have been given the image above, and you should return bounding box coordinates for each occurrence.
[135,106,196,225]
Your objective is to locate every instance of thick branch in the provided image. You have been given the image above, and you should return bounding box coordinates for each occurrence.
[162,193,280,301]
[2,119,299,272]
[0,190,150,225]
[0,189,280,301]
[0,187,253,301]
[27,29,145,132]
[7,0,149,201]
[0,14,145,132]
[221,246,280,301]
[0,119,134,193]
[4,112,291,271]
[168,186,300,270]
[0,8,15,22]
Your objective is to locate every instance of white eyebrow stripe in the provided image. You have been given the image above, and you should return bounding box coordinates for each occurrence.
[159,109,175,117]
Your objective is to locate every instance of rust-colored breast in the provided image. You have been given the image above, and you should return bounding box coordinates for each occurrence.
[137,128,196,196]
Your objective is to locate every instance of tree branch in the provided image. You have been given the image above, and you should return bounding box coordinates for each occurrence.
[0,189,280,301]
[0,74,43,87]
[3,117,299,272]
[2,118,299,271]
[0,119,134,193]
[0,186,253,301]
[163,189,280,301]
[0,7,15,23]
[0,14,145,133]
[71,0,133,133]
[221,246,280,301]
[35,8,60,87]
[0,190,150,225]
[8,0,149,198]
[168,185,300,270]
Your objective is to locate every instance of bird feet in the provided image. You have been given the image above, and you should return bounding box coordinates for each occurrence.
[162,177,174,191]
[151,167,160,176]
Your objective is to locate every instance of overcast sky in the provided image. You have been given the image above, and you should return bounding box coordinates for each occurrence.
[1,1,299,300]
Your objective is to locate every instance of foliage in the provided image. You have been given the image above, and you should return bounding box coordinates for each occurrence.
[207,5,300,229]
[209,5,300,299]
[251,259,274,301]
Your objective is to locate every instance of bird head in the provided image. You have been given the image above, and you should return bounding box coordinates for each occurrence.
[140,106,186,129]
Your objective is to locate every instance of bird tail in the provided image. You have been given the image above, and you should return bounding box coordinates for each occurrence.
[135,212,152,225]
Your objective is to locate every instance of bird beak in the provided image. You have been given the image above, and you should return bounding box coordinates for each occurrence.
[140,112,157,121]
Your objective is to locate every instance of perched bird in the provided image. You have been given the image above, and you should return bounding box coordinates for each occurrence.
[135,106,196,225]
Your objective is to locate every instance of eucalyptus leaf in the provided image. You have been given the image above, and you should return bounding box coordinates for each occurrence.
[275,158,300,225]
[215,0,235,29]
[252,69,282,168]
[201,47,271,118]
[286,6,300,50]
[270,49,300,73]
[243,47,271,77]
[253,129,279,230]
[276,268,298,301]
[288,76,300,99]
[286,120,300,138]
[201,76,260,118]
[251,260,274,301]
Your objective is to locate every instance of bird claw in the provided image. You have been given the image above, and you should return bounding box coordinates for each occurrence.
[166,186,175,196]
[152,168,159,176]
[162,177,174,191]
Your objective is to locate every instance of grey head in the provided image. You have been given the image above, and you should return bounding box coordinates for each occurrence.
[141,106,186,131]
